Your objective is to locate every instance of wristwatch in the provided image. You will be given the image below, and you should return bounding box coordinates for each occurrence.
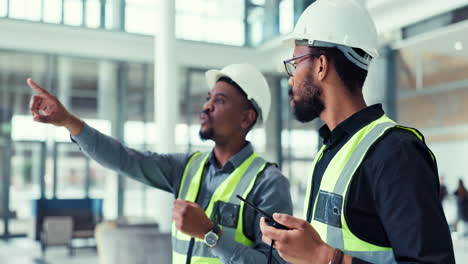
[204,224,221,248]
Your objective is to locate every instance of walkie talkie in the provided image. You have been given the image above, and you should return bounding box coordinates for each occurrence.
[236,195,289,230]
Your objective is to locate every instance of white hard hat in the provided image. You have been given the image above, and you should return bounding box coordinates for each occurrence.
[285,0,379,70]
[205,63,271,125]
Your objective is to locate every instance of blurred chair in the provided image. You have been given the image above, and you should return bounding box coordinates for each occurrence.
[32,198,103,255]
[95,221,171,264]
[40,216,74,257]
[0,209,17,219]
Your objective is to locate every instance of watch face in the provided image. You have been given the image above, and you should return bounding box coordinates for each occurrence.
[204,232,219,247]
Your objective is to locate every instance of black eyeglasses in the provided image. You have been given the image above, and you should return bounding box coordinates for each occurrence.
[283,53,321,77]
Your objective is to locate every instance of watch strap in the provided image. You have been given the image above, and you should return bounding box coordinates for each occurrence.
[211,224,221,235]
[330,248,344,264]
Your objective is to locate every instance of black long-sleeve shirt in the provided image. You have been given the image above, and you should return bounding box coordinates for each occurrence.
[306,104,455,264]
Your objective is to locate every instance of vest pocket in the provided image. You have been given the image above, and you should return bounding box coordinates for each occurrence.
[314,190,343,228]
[212,201,240,228]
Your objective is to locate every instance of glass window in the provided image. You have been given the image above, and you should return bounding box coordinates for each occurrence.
[86,0,102,28]
[182,70,213,153]
[247,6,264,46]
[176,14,204,41]
[125,0,159,35]
[282,160,313,216]
[9,0,42,21]
[89,160,107,198]
[55,143,87,198]
[123,62,156,219]
[105,1,114,29]
[64,0,83,26]
[9,142,43,235]
[176,0,245,46]
[0,0,7,17]
[279,0,294,35]
[245,0,294,45]
[65,57,99,119]
[0,51,49,117]
[43,0,63,24]
[127,63,153,122]
[250,0,265,5]
[206,19,245,46]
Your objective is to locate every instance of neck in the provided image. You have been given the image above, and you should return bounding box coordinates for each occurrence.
[213,136,247,168]
[320,86,367,132]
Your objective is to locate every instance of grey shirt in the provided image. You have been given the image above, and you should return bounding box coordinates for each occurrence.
[72,123,293,264]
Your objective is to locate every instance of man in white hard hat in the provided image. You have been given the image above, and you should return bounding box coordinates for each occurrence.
[260,0,454,263]
[27,63,292,264]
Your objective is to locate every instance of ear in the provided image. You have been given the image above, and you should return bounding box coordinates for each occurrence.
[241,109,257,130]
[317,55,330,82]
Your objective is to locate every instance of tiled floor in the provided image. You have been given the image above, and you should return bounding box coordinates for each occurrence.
[0,237,467,264]
[0,238,98,264]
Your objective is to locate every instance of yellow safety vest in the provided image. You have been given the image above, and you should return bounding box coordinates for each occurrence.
[304,114,435,263]
[172,152,268,264]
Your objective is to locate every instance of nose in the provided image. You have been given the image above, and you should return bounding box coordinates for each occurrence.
[203,100,213,113]
[288,77,294,87]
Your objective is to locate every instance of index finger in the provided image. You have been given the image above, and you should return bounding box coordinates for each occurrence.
[27,78,50,95]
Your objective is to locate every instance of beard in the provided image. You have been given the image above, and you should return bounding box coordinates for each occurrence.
[199,127,214,140]
[291,73,325,123]
[199,109,215,140]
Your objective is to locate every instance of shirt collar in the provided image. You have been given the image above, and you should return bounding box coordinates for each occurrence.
[207,142,254,172]
[319,104,385,146]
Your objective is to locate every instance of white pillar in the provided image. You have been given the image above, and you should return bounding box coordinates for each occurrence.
[153,0,177,232]
[98,61,118,121]
[110,0,124,30]
[264,78,282,165]
[263,0,280,41]
[99,0,125,219]
[57,57,72,109]
[98,60,119,219]
[363,47,396,118]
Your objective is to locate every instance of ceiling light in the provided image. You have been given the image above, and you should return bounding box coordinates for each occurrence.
[454,41,464,51]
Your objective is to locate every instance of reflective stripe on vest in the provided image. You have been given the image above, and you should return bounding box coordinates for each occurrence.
[304,114,431,264]
[172,152,268,264]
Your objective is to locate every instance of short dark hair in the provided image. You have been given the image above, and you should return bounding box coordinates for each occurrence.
[310,47,368,94]
[217,77,258,130]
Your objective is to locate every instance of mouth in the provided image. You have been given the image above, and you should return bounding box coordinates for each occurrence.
[289,88,295,107]
[200,113,211,125]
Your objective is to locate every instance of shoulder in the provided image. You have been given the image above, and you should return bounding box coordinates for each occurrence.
[180,151,207,166]
[377,126,426,148]
[368,126,434,168]
[248,163,293,215]
[257,163,291,187]
[361,126,439,197]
